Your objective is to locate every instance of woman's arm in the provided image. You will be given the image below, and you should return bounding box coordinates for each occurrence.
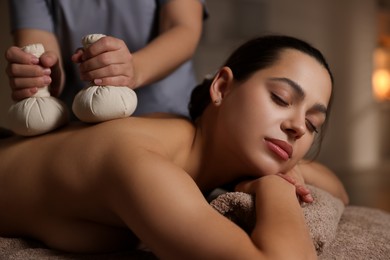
[105,150,317,259]
[236,176,317,260]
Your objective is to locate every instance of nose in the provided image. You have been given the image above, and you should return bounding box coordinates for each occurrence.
[281,114,306,140]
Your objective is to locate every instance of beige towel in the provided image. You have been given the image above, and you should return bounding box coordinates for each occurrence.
[1,185,389,259]
[210,185,345,254]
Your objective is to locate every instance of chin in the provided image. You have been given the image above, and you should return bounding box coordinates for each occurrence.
[253,158,295,177]
[251,163,282,178]
[243,153,291,177]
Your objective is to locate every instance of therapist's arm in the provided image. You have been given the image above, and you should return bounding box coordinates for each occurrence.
[131,0,204,88]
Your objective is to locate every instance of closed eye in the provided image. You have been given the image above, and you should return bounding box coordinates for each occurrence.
[271,91,320,134]
[306,119,318,133]
[271,93,289,107]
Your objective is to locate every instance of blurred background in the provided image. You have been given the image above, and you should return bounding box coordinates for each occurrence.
[0,0,389,211]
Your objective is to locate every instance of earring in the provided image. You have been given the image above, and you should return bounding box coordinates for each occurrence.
[214,98,222,105]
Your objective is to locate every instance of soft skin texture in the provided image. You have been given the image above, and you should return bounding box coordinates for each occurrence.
[5,0,203,101]
[203,50,331,184]
[0,50,345,259]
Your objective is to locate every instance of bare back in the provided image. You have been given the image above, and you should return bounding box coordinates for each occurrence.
[0,116,196,252]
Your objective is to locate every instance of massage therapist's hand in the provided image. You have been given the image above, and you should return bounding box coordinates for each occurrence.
[72,36,136,89]
[5,46,64,101]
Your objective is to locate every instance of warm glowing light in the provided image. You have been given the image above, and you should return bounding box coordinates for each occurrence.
[372,46,390,101]
[372,69,390,101]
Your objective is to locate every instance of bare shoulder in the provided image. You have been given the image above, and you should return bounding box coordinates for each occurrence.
[94,116,196,178]
[0,115,194,174]
[104,147,259,260]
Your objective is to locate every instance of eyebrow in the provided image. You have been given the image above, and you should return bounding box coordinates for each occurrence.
[269,77,328,115]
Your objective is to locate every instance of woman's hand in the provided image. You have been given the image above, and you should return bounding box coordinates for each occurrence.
[72,36,137,88]
[235,166,314,204]
[280,164,314,203]
[299,161,349,205]
[5,46,63,101]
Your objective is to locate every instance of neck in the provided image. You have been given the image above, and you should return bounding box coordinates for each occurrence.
[184,110,246,193]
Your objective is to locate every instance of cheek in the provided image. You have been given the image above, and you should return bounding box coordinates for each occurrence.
[231,103,273,145]
[234,90,275,126]
[221,89,264,129]
[219,94,266,149]
[296,136,316,158]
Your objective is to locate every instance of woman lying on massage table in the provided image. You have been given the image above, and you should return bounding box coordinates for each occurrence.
[0,35,348,259]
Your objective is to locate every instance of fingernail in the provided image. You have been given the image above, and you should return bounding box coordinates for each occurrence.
[94,79,103,85]
[31,57,39,64]
[296,185,303,192]
[43,68,51,75]
[43,76,52,84]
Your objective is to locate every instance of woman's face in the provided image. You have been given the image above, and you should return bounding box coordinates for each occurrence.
[218,49,332,176]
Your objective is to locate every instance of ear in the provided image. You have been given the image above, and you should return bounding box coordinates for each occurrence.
[209,67,234,105]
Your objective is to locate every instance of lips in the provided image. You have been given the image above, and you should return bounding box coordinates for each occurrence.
[264,138,293,161]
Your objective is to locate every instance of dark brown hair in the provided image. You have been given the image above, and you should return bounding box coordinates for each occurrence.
[188,35,334,158]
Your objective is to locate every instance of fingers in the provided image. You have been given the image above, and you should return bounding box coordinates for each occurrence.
[79,48,133,72]
[79,63,136,87]
[10,76,52,101]
[5,46,39,65]
[296,185,313,203]
[6,55,53,101]
[79,57,126,77]
[39,51,59,68]
[11,73,52,89]
[78,36,132,75]
[92,76,136,88]
[82,36,124,59]
[71,48,84,63]
[77,38,135,88]
[277,173,313,203]
[7,63,51,78]
[5,48,58,101]
[235,174,314,204]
